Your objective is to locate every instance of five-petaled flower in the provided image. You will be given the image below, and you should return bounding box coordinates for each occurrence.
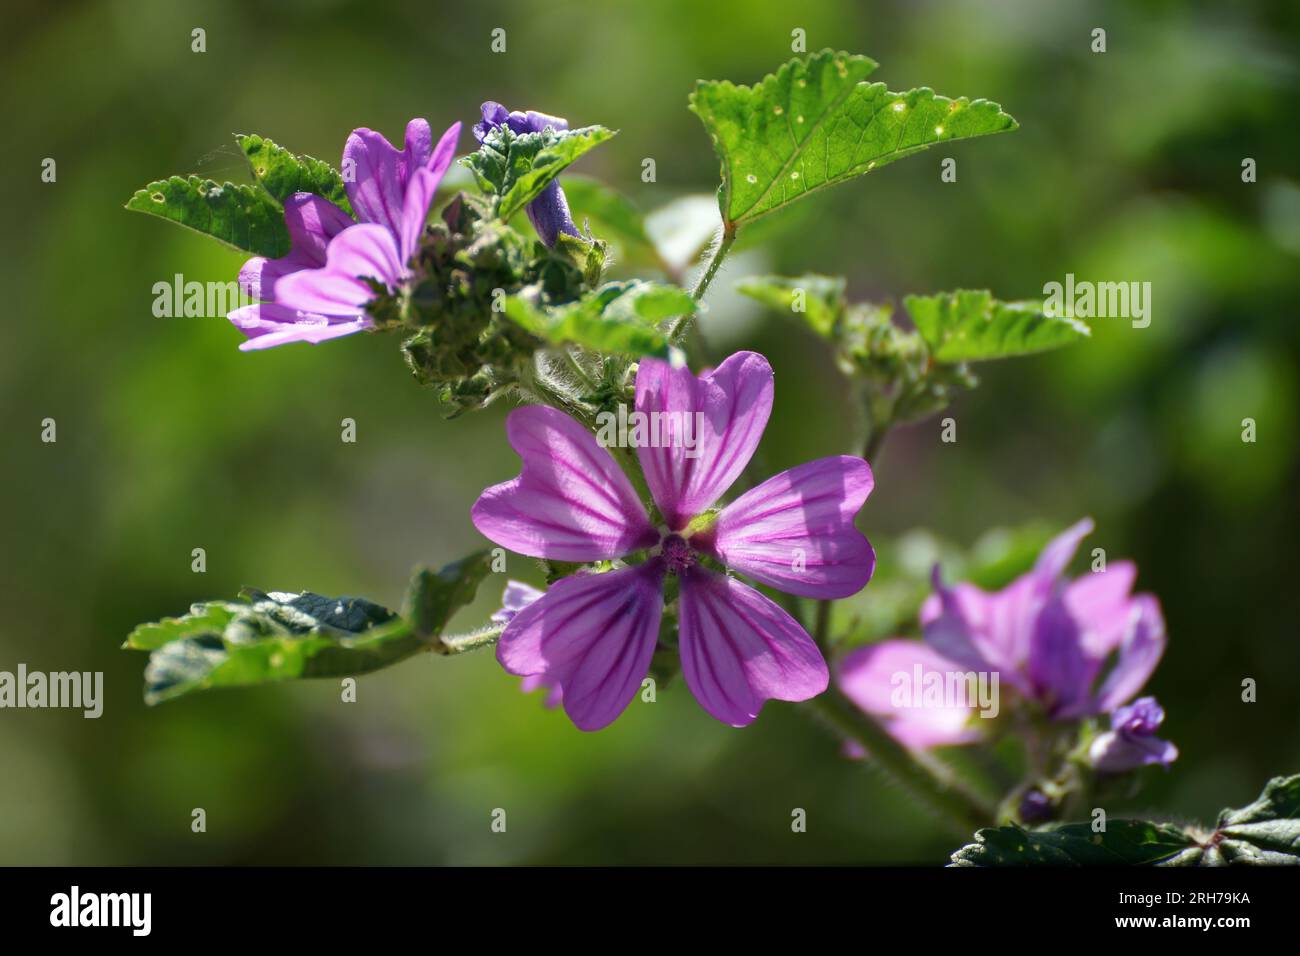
[473,101,581,247]
[837,518,1173,761]
[471,351,876,730]
[228,118,460,349]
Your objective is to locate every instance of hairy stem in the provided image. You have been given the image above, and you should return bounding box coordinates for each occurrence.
[808,687,994,837]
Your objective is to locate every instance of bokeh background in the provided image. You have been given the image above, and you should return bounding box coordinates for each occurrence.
[2,0,1298,865]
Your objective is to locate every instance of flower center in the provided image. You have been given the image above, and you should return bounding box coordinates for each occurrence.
[660,534,696,574]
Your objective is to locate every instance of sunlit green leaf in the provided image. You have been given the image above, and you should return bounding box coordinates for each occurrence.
[464,123,616,222]
[504,280,691,355]
[905,290,1089,362]
[690,49,1017,227]
[737,273,845,337]
[236,133,352,214]
[125,175,289,257]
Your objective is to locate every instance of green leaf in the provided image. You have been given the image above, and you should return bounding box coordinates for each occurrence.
[904,290,1090,362]
[126,555,494,704]
[463,123,616,223]
[690,49,1017,228]
[1216,774,1300,859]
[951,774,1300,867]
[504,280,691,355]
[403,551,493,645]
[125,175,289,257]
[236,133,352,214]
[737,273,846,338]
[949,821,1199,867]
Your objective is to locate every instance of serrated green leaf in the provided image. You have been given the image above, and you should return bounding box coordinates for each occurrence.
[737,274,846,338]
[236,133,352,214]
[127,554,494,704]
[1217,773,1300,858]
[949,821,1198,867]
[504,280,691,355]
[690,49,1017,228]
[905,289,1089,362]
[463,124,616,222]
[125,175,289,257]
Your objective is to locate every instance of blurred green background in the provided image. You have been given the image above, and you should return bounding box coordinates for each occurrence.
[2,0,1298,865]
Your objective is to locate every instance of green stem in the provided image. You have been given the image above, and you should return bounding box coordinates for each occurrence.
[690,227,736,302]
[669,226,737,345]
[808,687,995,837]
[434,623,504,656]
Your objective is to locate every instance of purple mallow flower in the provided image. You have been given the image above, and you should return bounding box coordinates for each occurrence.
[228,118,461,350]
[837,519,1171,752]
[1089,696,1178,772]
[473,102,580,247]
[471,351,876,731]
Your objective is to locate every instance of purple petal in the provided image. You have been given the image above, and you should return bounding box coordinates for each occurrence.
[1027,589,1093,718]
[922,568,998,674]
[1089,699,1178,773]
[426,121,461,180]
[496,563,665,731]
[676,567,828,726]
[473,101,510,142]
[1065,560,1137,659]
[228,303,370,350]
[836,640,981,749]
[401,119,433,177]
[634,351,774,530]
[238,194,353,300]
[1034,517,1094,581]
[274,223,403,316]
[399,167,438,264]
[702,456,875,599]
[525,179,581,247]
[1094,595,1166,712]
[472,405,659,562]
[492,580,545,625]
[344,127,406,236]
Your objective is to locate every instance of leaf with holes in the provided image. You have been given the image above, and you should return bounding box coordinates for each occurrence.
[125,175,290,257]
[237,133,352,214]
[691,49,1017,228]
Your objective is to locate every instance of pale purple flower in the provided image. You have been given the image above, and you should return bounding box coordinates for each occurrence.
[228,119,461,350]
[1089,696,1178,772]
[471,351,875,731]
[473,102,580,247]
[838,519,1170,750]
[492,583,561,708]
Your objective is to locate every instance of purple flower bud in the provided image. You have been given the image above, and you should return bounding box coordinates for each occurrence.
[1018,789,1055,824]
[474,101,582,247]
[1088,695,1179,773]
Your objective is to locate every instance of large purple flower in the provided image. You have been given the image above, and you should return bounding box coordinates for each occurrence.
[473,102,580,247]
[838,519,1170,750]
[471,351,876,730]
[228,119,460,350]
